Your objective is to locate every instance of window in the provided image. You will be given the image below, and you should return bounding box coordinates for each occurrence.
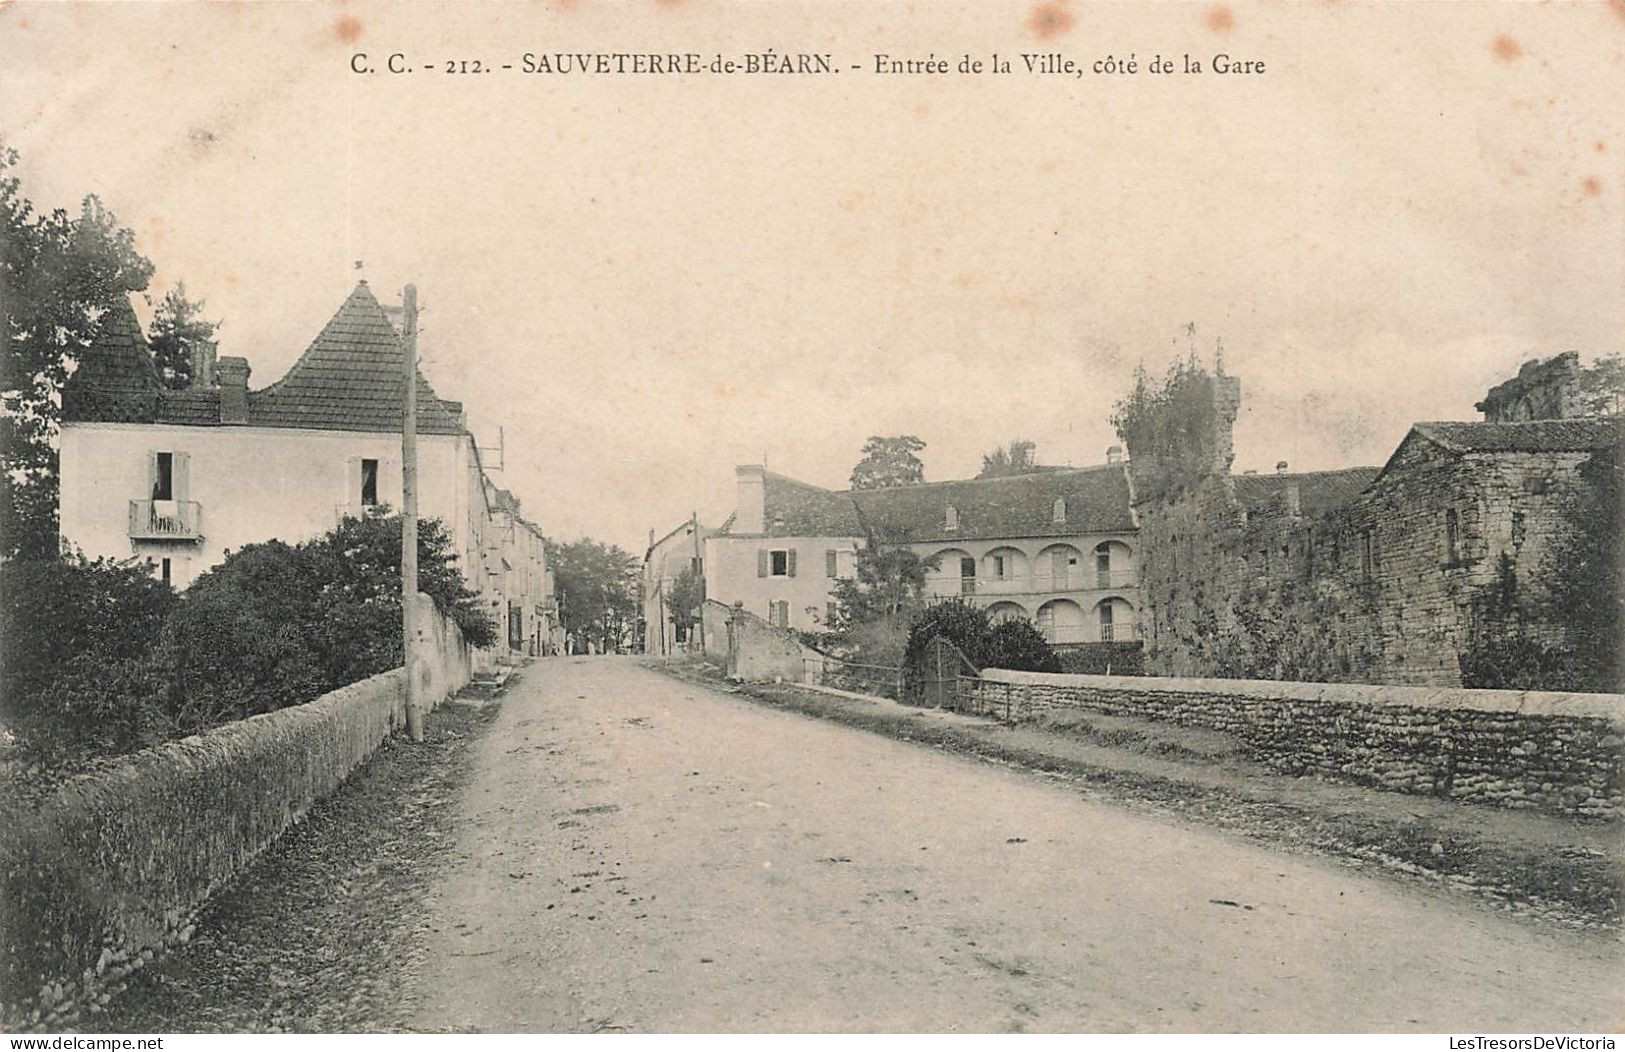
[160,557,171,585]
[993,554,1007,579]
[1444,509,1459,564]
[1099,601,1115,642]
[1053,497,1067,524]
[945,505,959,531]
[826,601,838,625]
[826,549,838,579]
[960,556,976,595]
[759,549,796,577]
[152,452,174,501]
[769,600,790,627]
[1511,511,1526,550]
[361,458,379,506]
[1362,530,1375,579]
[1095,543,1111,586]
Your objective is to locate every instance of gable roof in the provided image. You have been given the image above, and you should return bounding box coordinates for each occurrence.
[854,466,1136,542]
[1374,417,1623,482]
[723,465,1137,542]
[61,297,160,423]
[1233,467,1380,517]
[1410,418,1623,453]
[761,471,867,537]
[247,281,465,434]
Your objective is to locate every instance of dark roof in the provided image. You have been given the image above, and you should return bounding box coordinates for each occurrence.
[247,282,465,435]
[762,471,866,537]
[156,389,222,425]
[726,465,1137,541]
[61,298,160,423]
[1411,418,1624,453]
[854,466,1136,542]
[1233,468,1380,517]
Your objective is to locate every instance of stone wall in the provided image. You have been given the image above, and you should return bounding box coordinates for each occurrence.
[1125,367,1611,688]
[718,602,824,683]
[972,668,1624,818]
[0,599,473,1028]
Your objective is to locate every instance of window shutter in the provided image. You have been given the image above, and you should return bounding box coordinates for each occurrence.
[347,457,362,506]
[172,452,191,503]
[786,549,797,577]
[826,549,837,578]
[757,549,769,577]
[146,450,158,501]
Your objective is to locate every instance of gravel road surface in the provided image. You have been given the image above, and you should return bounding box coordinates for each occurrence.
[408,657,1624,1033]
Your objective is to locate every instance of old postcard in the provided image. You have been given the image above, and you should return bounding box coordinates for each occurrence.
[2,0,1622,1037]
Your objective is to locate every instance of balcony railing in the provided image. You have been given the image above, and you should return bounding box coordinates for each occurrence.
[932,569,1139,598]
[1038,623,1140,645]
[335,502,390,525]
[128,500,203,541]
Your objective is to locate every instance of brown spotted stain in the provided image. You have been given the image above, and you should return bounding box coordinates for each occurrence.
[142,215,168,253]
[1027,1,1074,40]
[1581,177,1602,197]
[1610,0,1625,26]
[1491,34,1522,63]
[333,14,362,44]
[1206,4,1235,34]
[1596,140,1608,153]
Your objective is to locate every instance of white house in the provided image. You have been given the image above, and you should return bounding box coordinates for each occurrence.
[641,516,719,657]
[58,280,553,653]
[705,459,1142,646]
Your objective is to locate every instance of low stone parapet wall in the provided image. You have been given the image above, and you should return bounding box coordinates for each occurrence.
[972,669,1624,819]
[0,596,474,1027]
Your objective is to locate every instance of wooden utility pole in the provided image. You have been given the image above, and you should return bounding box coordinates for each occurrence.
[691,510,704,654]
[401,283,423,742]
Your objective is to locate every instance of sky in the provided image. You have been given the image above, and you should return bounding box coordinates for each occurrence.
[3,0,1621,554]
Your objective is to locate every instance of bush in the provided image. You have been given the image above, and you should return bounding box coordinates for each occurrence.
[3,513,496,760]
[984,618,1063,673]
[901,600,1061,697]
[0,554,177,755]
[155,513,495,734]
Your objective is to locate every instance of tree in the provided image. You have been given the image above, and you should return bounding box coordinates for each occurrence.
[2,142,154,559]
[146,282,219,390]
[1544,447,1623,691]
[1110,355,1220,498]
[667,563,706,642]
[0,554,178,742]
[1576,353,1624,417]
[977,439,1037,479]
[849,435,926,490]
[547,538,640,653]
[902,599,1060,696]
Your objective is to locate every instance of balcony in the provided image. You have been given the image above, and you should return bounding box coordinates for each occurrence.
[935,569,1139,599]
[128,500,202,541]
[335,502,390,525]
[1038,623,1141,645]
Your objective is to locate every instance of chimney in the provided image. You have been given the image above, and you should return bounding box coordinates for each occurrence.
[735,465,767,535]
[190,339,218,389]
[217,356,251,424]
[1282,481,1301,517]
[1106,445,1124,465]
[1275,460,1289,474]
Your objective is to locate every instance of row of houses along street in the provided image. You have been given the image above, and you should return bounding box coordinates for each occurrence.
[57,279,563,661]
[646,350,1622,693]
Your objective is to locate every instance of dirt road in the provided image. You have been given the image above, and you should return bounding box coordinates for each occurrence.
[408,658,1624,1033]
